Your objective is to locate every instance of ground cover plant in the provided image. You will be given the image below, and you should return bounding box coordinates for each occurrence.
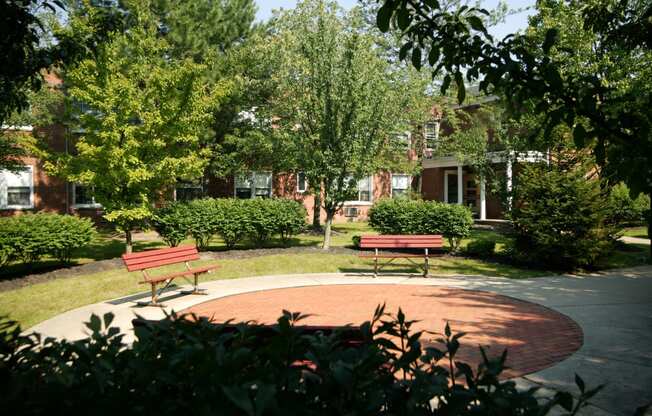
[0,308,602,415]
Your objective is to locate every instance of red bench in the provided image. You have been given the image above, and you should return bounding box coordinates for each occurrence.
[358,235,444,277]
[122,246,220,306]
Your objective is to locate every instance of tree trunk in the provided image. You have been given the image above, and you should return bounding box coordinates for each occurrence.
[322,211,334,250]
[125,229,133,254]
[312,194,321,230]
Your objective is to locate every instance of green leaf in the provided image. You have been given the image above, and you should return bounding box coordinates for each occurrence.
[455,71,466,103]
[397,6,411,30]
[377,3,393,33]
[441,74,451,94]
[428,46,440,66]
[411,47,422,70]
[575,373,585,393]
[573,124,586,148]
[542,28,559,55]
[555,391,574,411]
[467,16,485,33]
[399,42,413,61]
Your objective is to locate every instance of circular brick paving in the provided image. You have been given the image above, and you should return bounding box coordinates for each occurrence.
[182,284,583,378]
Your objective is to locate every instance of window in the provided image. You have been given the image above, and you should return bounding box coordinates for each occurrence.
[357,176,371,202]
[424,121,440,149]
[73,184,100,207]
[235,172,272,199]
[175,180,204,202]
[0,166,33,209]
[391,174,410,198]
[297,172,308,193]
[394,132,411,150]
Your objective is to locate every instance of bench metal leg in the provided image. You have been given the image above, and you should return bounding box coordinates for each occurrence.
[136,283,166,307]
[181,273,208,295]
[424,248,429,277]
[374,249,378,278]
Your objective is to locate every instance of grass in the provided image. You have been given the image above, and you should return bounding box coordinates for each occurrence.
[0,251,548,329]
[1,221,649,329]
[621,226,649,239]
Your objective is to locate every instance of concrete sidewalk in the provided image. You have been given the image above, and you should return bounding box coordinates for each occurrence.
[29,267,652,415]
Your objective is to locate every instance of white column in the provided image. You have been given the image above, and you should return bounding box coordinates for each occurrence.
[480,176,487,220]
[457,165,463,205]
[506,157,513,210]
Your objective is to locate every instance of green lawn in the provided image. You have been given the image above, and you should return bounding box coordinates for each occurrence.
[622,226,649,239]
[1,221,649,329]
[0,251,548,329]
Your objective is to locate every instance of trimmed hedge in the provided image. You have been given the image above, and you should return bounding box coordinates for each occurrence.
[151,198,306,250]
[368,199,473,250]
[465,239,496,258]
[0,213,95,265]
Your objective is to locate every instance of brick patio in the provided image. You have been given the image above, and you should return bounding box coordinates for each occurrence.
[183,284,583,378]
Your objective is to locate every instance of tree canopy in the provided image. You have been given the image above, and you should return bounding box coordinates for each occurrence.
[47,0,224,253]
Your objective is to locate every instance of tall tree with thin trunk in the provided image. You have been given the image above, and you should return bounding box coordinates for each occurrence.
[272,0,420,249]
[47,1,222,253]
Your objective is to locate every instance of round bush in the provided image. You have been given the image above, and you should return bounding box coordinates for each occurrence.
[0,213,95,265]
[213,198,251,248]
[369,199,473,250]
[273,199,306,243]
[464,239,496,258]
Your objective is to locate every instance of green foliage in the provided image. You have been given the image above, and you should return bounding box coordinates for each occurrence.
[272,0,426,248]
[0,213,95,265]
[0,309,601,415]
[151,198,306,250]
[150,202,191,247]
[368,199,473,250]
[0,0,122,132]
[510,164,615,270]
[48,2,222,253]
[607,182,650,227]
[465,239,496,258]
[351,235,362,248]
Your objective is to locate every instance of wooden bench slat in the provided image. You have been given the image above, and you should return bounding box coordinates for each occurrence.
[358,254,432,258]
[142,264,220,283]
[360,243,442,248]
[124,252,200,271]
[122,245,197,260]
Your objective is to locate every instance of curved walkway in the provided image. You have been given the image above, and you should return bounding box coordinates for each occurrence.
[29,267,652,416]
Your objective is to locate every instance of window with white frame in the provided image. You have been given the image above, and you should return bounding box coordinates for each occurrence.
[391,174,410,198]
[175,180,204,202]
[296,172,308,193]
[394,132,411,150]
[0,166,34,209]
[73,183,100,207]
[235,172,272,199]
[424,121,440,149]
[344,175,372,203]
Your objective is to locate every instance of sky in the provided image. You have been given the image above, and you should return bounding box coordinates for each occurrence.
[255,0,536,39]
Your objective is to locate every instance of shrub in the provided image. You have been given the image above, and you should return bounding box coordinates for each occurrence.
[351,234,361,248]
[0,309,599,415]
[214,198,251,248]
[606,182,650,227]
[369,199,473,250]
[510,164,614,270]
[0,213,95,265]
[186,198,221,250]
[273,199,306,243]
[243,198,280,246]
[151,202,191,247]
[465,239,496,258]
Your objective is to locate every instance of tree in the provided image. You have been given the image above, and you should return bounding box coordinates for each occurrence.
[375,0,652,259]
[272,0,422,249]
[0,0,122,171]
[47,1,222,253]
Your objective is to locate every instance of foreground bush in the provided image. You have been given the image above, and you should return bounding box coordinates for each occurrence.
[465,239,496,258]
[368,199,473,250]
[0,213,95,265]
[0,308,600,415]
[152,198,306,250]
[510,164,614,270]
